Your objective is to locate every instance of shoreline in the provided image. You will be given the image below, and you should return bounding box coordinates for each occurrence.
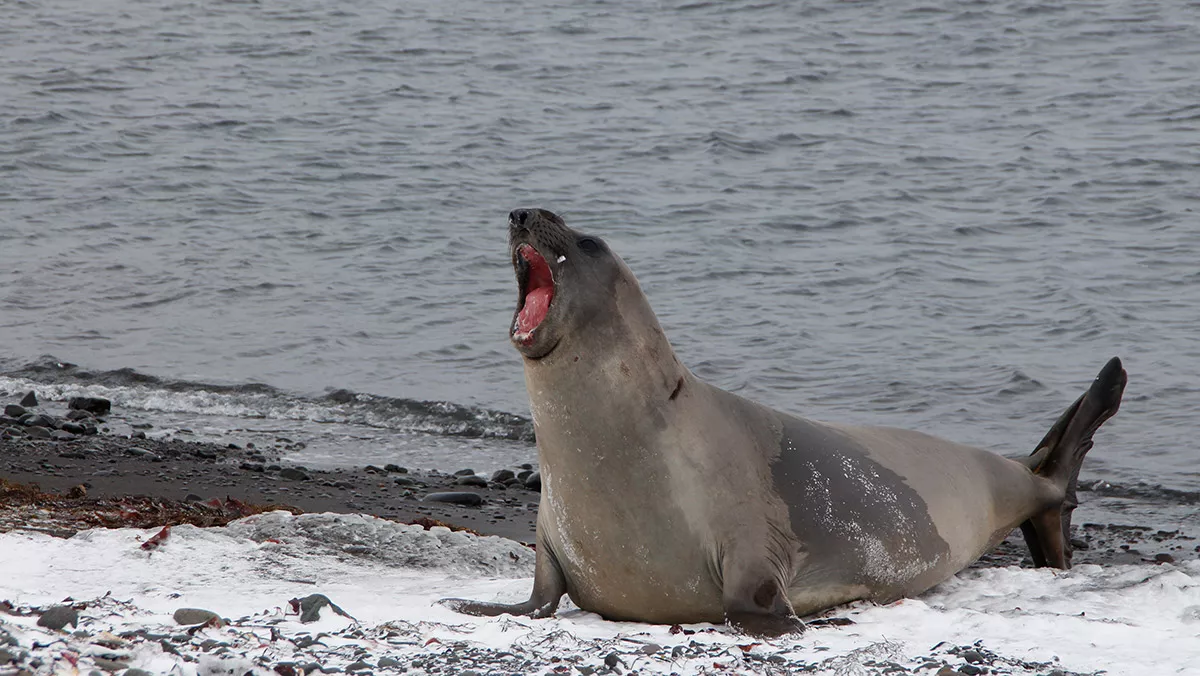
[1,397,1195,569]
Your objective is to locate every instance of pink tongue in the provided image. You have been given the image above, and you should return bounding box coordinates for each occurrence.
[518,287,552,334]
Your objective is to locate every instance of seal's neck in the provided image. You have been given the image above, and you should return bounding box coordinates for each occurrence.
[521,271,688,469]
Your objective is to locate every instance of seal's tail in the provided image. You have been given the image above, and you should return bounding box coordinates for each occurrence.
[1019,357,1126,569]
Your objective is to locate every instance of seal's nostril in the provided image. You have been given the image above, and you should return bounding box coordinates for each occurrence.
[510,209,530,227]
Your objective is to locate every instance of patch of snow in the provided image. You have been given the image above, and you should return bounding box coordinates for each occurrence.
[0,513,1196,675]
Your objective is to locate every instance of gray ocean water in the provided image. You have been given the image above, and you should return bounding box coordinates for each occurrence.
[2,0,1198,511]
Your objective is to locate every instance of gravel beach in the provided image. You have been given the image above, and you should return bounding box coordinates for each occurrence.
[1,392,1195,568]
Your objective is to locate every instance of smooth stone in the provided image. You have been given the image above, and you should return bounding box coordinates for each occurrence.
[126,448,156,458]
[173,608,222,626]
[1155,553,1176,563]
[456,475,488,487]
[377,657,402,668]
[68,396,111,414]
[393,476,416,486]
[517,470,533,482]
[65,409,93,421]
[26,414,57,428]
[50,430,75,441]
[384,464,407,473]
[25,426,51,439]
[523,471,541,491]
[279,467,311,481]
[61,422,87,435]
[453,468,476,476]
[491,469,516,483]
[19,392,37,408]
[37,606,78,630]
[423,491,483,507]
[3,404,26,418]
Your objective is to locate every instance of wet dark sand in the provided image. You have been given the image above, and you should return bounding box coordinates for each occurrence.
[2,415,1195,568]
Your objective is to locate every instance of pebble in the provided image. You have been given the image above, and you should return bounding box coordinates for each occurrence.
[294,593,351,623]
[240,462,265,472]
[377,657,402,668]
[453,468,476,476]
[279,467,311,481]
[1155,553,1176,563]
[27,414,57,428]
[61,422,87,435]
[384,464,407,473]
[68,396,112,414]
[960,650,985,664]
[491,469,516,483]
[523,471,542,491]
[25,426,51,439]
[173,608,222,626]
[19,391,38,407]
[50,430,75,441]
[3,404,26,418]
[37,605,79,630]
[423,491,483,506]
[393,477,416,486]
[456,475,488,487]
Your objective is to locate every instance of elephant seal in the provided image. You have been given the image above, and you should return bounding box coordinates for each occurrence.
[442,208,1126,636]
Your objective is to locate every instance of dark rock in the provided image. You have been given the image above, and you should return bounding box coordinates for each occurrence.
[377,657,402,668]
[26,414,57,428]
[523,471,541,491]
[194,449,217,460]
[959,666,983,676]
[423,492,483,507]
[519,463,533,470]
[60,422,87,435]
[279,467,311,481]
[293,593,352,623]
[19,391,37,408]
[456,475,488,487]
[345,660,372,673]
[68,396,111,414]
[25,426,51,439]
[1155,553,1176,563]
[123,669,154,676]
[960,650,985,664]
[384,464,407,473]
[131,430,147,439]
[185,493,204,502]
[517,470,533,482]
[37,605,78,630]
[0,416,21,426]
[364,465,383,474]
[453,468,476,476]
[50,430,75,441]
[393,476,416,486]
[3,404,26,418]
[65,409,93,421]
[936,668,966,676]
[173,608,222,626]
[491,469,516,483]
[240,462,265,472]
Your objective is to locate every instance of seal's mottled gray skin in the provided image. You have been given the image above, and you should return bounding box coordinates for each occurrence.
[442,208,1124,636]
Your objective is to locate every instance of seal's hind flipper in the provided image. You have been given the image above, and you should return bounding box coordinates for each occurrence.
[1020,357,1126,568]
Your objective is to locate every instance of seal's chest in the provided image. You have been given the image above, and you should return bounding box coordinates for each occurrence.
[545,485,723,623]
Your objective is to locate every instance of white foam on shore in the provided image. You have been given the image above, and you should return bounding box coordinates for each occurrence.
[0,513,1197,675]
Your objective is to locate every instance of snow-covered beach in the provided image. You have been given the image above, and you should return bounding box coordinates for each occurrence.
[1,512,1198,676]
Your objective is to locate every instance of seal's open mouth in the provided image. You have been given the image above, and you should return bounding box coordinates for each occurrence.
[514,243,554,343]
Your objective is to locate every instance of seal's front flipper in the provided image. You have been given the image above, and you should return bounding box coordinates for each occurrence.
[439,532,567,619]
[723,575,806,637]
[1020,356,1126,569]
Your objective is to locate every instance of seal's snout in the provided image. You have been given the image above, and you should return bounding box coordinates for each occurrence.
[510,209,532,227]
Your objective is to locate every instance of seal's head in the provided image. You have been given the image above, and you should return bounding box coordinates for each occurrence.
[508,208,623,360]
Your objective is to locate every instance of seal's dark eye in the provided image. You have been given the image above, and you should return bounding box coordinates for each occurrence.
[578,237,602,254]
